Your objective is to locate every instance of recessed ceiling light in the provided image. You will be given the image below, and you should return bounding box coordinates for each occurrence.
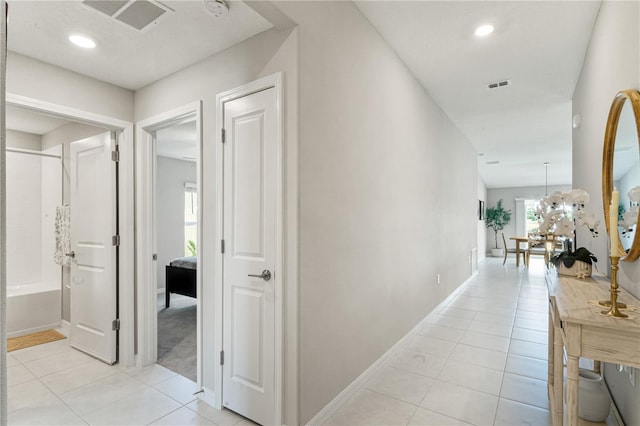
[475,24,494,37]
[69,34,96,49]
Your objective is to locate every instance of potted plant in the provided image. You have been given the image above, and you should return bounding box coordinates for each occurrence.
[535,189,600,277]
[549,247,598,278]
[486,199,512,257]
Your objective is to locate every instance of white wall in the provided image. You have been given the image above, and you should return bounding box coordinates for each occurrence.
[5,150,43,286]
[7,52,134,122]
[155,157,197,291]
[272,2,478,422]
[572,1,640,423]
[6,129,41,150]
[486,184,571,253]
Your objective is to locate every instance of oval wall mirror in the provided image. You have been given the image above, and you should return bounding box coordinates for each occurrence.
[602,89,640,261]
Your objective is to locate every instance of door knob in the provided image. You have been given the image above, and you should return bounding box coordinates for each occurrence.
[248,269,271,281]
[66,251,75,258]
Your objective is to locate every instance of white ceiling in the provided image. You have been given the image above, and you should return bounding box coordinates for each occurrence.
[355,1,602,188]
[6,1,601,189]
[7,0,273,90]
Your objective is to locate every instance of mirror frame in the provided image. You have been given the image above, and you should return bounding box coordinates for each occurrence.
[602,89,640,262]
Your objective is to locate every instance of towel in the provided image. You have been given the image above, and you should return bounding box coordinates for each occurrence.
[54,204,71,266]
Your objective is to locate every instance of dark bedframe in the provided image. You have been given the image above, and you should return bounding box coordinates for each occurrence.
[165,256,197,308]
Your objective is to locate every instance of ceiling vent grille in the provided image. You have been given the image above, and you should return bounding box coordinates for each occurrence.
[487,79,512,90]
[82,0,173,31]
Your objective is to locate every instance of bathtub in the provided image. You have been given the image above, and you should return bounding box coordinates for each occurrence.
[7,281,61,338]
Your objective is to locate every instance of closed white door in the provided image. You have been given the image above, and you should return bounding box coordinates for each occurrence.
[69,131,118,364]
[222,87,277,425]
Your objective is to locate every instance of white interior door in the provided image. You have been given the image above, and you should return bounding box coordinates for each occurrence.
[223,87,277,425]
[70,131,118,364]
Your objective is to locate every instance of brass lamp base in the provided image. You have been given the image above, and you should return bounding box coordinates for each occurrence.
[598,300,627,309]
[601,256,628,318]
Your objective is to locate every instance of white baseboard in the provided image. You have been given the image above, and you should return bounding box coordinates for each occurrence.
[7,321,63,339]
[198,386,217,408]
[306,271,479,425]
[157,288,165,295]
[59,320,71,337]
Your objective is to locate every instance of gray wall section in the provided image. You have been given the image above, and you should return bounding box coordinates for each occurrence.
[273,2,478,422]
[155,157,196,291]
[572,1,640,424]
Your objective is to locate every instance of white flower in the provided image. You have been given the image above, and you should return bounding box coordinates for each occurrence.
[577,212,600,238]
[536,188,599,240]
[620,206,638,238]
[567,188,590,211]
[555,216,576,238]
[628,186,640,204]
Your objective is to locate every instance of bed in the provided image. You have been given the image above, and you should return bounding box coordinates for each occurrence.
[165,256,197,308]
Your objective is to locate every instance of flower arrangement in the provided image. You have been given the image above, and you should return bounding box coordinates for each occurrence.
[535,189,599,239]
[534,189,600,273]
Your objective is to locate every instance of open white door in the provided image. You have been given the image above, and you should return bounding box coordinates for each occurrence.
[69,131,118,364]
[222,87,277,425]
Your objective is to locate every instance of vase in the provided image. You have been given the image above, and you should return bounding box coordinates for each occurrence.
[557,260,592,277]
[578,369,610,422]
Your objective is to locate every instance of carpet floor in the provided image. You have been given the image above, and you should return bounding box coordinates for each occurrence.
[157,294,197,382]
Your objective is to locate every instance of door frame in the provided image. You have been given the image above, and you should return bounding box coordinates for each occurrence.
[214,73,284,424]
[6,93,136,367]
[135,102,203,382]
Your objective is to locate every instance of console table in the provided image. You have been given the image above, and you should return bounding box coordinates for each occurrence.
[546,272,640,425]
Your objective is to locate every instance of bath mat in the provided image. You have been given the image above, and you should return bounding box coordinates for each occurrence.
[7,329,66,352]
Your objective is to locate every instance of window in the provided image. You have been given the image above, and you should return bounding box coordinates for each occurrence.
[184,183,197,256]
[524,199,540,234]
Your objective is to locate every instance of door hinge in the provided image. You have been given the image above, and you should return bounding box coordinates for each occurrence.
[220,350,224,365]
[111,150,120,162]
[112,319,120,331]
[221,128,226,143]
[221,239,225,254]
[112,235,120,246]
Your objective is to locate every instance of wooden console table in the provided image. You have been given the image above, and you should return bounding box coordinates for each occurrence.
[546,272,640,425]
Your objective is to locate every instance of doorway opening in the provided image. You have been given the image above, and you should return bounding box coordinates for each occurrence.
[155,119,199,381]
[135,102,203,385]
[4,96,135,366]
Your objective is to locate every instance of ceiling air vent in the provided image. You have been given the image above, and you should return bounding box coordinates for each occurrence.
[82,0,173,31]
[487,79,512,90]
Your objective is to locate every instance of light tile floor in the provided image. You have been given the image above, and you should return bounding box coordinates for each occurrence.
[6,256,611,426]
[6,338,249,425]
[324,256,610,426]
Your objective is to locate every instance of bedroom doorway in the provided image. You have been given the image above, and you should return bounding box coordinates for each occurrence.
[135,102,203,385]
[155,119,198,381]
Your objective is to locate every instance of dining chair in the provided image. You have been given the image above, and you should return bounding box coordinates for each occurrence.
[525,232,548,267]
[502,232,527,266]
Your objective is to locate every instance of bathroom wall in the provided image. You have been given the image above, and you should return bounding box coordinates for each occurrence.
[5,130,61,288]
[6,149,43,286]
